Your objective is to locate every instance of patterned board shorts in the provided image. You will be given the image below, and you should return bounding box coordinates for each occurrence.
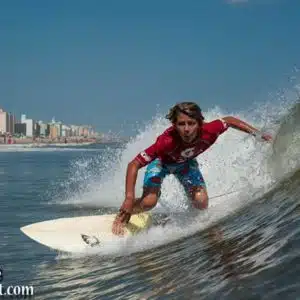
[143,158,206,193]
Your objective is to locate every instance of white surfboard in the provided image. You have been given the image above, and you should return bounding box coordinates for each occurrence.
[20,213,152,253]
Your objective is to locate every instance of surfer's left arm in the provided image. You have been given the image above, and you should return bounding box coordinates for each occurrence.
[222,116,272,142]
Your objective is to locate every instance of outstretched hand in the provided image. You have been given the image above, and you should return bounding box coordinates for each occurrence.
[261,133,273,142]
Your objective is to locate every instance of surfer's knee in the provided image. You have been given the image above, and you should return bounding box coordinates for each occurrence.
[191,186,208,210]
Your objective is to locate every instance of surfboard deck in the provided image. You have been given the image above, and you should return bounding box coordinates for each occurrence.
[20,213,152,253]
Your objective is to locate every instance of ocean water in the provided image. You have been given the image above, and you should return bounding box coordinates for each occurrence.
[1,97,300,299]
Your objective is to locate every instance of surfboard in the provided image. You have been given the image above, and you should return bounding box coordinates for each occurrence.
[20,213,152,253]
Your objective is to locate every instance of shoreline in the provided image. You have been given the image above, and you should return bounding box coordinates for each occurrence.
[1,137,95,145]
[0,137,125,146]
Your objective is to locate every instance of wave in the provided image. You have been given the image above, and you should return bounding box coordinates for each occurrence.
[45,88,300,258]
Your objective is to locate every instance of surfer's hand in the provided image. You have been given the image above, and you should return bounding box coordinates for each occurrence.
[119,197,134,222]
[112,198,134,235]
[112,216,126,236]
[253,131,272,142]
[261,133,272,142]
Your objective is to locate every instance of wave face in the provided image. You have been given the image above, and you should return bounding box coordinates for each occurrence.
[3,90,300,299]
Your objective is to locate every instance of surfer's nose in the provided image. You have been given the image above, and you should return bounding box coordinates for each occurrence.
[184,126,191,133]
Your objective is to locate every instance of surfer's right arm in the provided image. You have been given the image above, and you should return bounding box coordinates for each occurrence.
[116,136,168,222]
[118,159,143,222]
[112,159,143,235]
[116,143,159,224]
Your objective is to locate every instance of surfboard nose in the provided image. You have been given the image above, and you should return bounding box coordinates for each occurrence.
[20,213,153,253]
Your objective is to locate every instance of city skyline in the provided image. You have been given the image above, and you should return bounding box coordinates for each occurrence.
[0,106,97,138]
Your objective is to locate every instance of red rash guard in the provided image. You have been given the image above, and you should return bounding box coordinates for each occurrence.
[135,119,228,166]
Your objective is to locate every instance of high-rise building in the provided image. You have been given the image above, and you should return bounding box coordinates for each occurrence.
[70,125,80,136]
[20,113,35,137]
[50,124,58,139]
[8,113,16,134]
[62,124,71,137]
[0,109,17,134]
[21,114,27,123]
[24,119,34,137]
[0,109,8,133]
[49,117,62,138]
[15,123,26,136]
[38,121,48,137]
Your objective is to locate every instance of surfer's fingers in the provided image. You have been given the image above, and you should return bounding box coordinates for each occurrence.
[117,210,125,222]
[112,217,125,236]
[124,213,131,223]
[121,214,131,223]
[118,211,131,223]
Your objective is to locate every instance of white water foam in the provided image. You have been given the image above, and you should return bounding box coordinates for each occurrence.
[62,106,277,208]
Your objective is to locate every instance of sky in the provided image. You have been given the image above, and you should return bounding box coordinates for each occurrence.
[0,0,300,136]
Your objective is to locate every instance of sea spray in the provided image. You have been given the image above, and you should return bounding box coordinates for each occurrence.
[50,94,300,257]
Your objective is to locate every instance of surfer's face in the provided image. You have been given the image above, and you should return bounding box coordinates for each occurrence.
[175,113,200,143]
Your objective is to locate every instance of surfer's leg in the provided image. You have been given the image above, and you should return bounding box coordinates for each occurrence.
[175,159,208,209]
[132,159,167,213]
[190,186,208,209]
[132,187,161,213]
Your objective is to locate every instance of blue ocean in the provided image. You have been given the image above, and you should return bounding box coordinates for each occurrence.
[1,99,300,299]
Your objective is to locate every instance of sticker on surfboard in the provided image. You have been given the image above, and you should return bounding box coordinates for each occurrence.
[81,234,101,247]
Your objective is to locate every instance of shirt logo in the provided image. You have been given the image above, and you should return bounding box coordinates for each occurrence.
[180,147,195,158]
[140,151,151,162]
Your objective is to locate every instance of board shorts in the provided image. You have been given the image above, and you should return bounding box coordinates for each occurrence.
[143,158,206,193]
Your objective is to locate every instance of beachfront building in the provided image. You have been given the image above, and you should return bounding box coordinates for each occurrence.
[8,113,16,134]
[15,114,35,137]
[49,117,62,139]
[49,125,58,139]
[89,128,96,137]
[69,125,93,137]
[21,114,26,123]
[0,109,8,133]
[89,126,96,137]
[14,123,26,136]
[34,122,40,137]
[70,125,80,137]
[82,126,90,137]
[38,121,49,137]
[78,126,84,136]
[20,114,35,137]
[24,119,34,137]
[61,124,72,137]
[0,109,16,135]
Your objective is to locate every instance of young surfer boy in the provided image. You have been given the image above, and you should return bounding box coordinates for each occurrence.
[112,102,272,235]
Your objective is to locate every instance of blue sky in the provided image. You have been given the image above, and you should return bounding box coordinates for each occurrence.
[1,0,299,136]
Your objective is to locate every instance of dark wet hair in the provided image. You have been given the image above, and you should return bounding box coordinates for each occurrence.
[166,102,204,123]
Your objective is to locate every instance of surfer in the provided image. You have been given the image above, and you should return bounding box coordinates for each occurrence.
[112,102,272,235]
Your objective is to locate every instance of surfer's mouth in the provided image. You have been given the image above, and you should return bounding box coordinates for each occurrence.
[183,135,192,140]
[182,133,198,143]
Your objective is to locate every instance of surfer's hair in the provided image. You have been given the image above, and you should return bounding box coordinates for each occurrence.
[166,102,204,124]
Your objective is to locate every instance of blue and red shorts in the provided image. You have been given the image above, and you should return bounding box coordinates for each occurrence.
[143,158,206,193]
